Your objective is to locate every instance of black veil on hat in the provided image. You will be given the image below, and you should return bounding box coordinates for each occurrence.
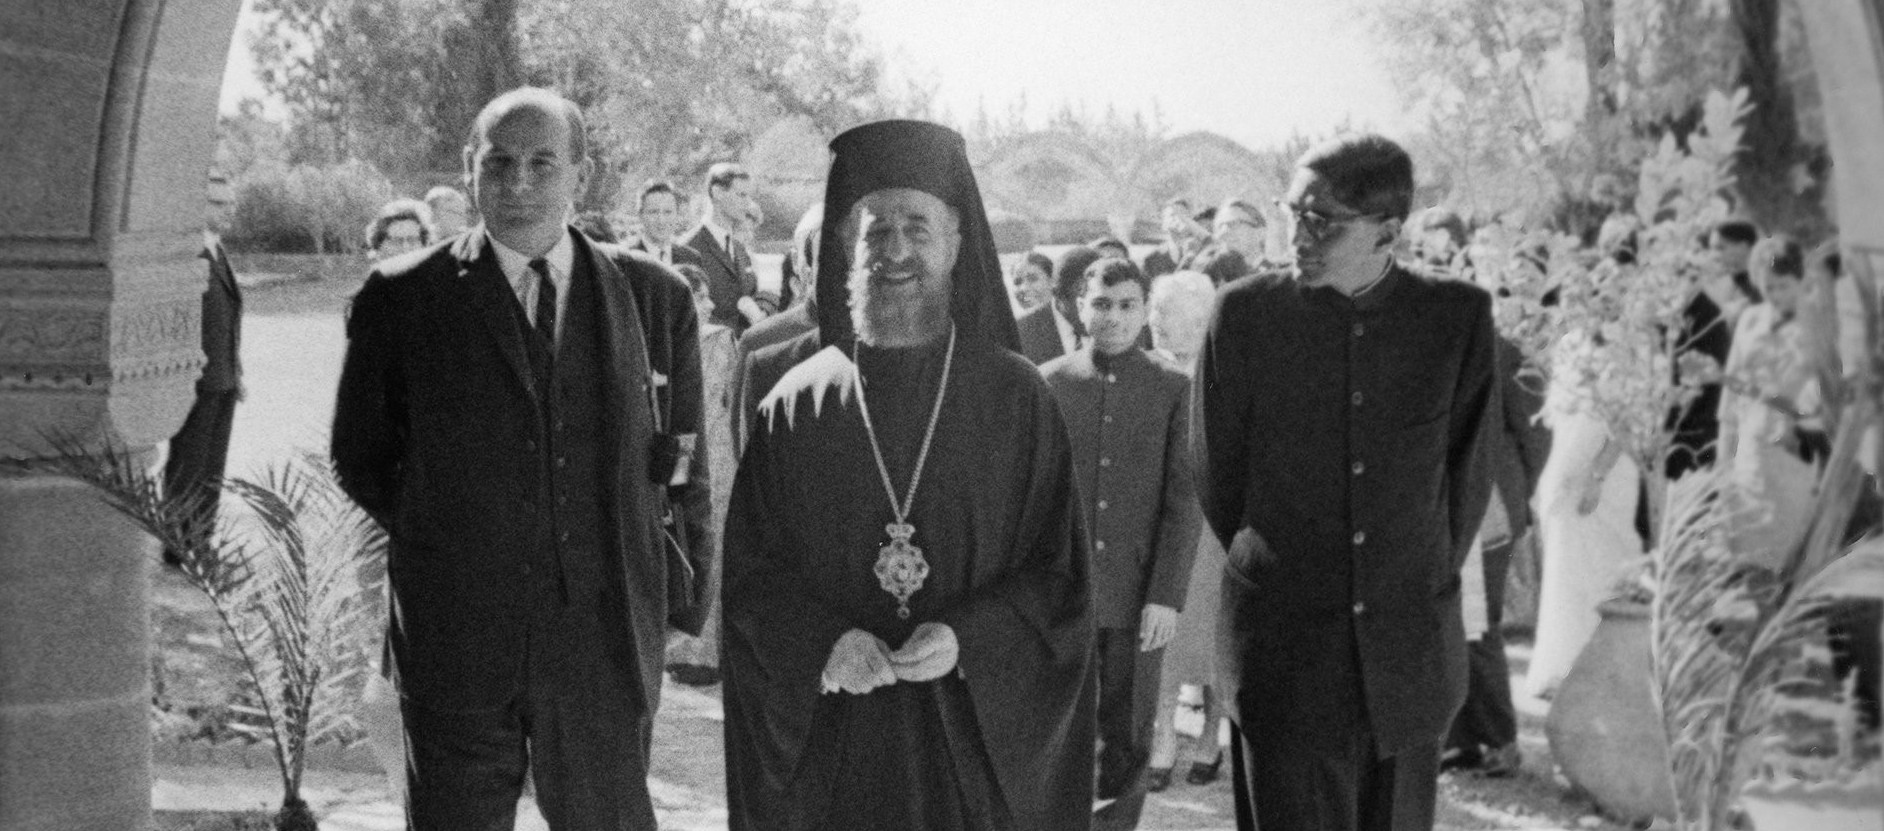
[815,120,1019,353]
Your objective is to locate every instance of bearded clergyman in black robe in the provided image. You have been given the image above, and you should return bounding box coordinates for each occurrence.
[721,120,1096,830]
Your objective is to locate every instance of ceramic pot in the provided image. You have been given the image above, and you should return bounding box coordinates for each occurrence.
[1545,598,1678,823]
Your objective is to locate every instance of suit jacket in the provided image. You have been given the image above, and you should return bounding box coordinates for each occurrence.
[729,303,817,453]
[679,224,773,333]
[1490,335,1550,541]
[1041,347,1201,628]
[330,226,706,719]
[1016,303,1066,365]
[736,328,822,455]
[628,238,703,270]
[1140,240,1197,279]
[198,238,243,391]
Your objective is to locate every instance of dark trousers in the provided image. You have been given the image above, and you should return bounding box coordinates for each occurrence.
[1447,540,1517,753]
[401,597,654,830]
[1230,722,1440,831]
[1095,627,1164,830]
[163,387,238,563]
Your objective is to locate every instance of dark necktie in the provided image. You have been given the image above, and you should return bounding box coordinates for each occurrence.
[529,258,557,350]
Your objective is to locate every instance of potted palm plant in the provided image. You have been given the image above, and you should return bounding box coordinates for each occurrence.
[19,438,381,831]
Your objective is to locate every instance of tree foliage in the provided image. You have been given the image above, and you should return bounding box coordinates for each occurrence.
[245,0,925,213]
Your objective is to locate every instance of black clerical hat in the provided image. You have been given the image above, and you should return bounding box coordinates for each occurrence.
[815,120,1019,352]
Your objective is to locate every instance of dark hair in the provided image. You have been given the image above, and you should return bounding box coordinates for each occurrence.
[467,87,587,160]
[1297,134,1415,221]
[1018,250,1053,278]
[1218,198,1266,228]
[674,263,708,294]
[637,180,679,212]
[1712,219,1760,247]
[1811,239,1842,279]
[1087,236,1128,256]
[1192,206,1217,226]
[1190,245,1250,286]
[1054,246,1105,300]
[364,198,435,251]
[1750,234,1805,281]
[422,185,466,209]
[1163,197,1192,213]
[1083,256,1150,297]
[574,211,617,243]
[1414,207,1467,247]
[705,163,750,196]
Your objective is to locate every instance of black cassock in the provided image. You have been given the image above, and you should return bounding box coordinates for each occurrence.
[722,336,1095,831]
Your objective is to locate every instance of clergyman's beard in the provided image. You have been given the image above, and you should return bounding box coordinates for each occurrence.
[849,259,952,348]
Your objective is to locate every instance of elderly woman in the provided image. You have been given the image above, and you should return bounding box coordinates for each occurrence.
[362,198,435,261]
[1143,269,1230,789]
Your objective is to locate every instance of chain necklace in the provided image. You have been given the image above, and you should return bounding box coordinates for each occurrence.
[853,326,957,619]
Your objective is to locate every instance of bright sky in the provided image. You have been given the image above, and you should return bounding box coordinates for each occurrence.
[221,0,1406,153]
[851,0,1405,151]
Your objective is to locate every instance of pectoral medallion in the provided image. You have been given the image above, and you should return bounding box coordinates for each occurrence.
[874,522,929,619]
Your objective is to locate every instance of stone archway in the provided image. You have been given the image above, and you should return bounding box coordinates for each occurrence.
[1,2,242,829]
[3,2,1884,829]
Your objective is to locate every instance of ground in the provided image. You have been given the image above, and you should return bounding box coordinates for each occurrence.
[151,264,1633,830]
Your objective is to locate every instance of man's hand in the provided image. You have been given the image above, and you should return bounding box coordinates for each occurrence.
[1139,604,1178,652]
[889,622,960,682]
[821,629,897,694]
[736,296,769,325]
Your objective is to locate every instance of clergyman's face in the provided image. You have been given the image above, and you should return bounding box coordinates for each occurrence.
[847,188,960,348]
[465,104,590,252]
[639,191,680,244]
[1080,276,1148,356]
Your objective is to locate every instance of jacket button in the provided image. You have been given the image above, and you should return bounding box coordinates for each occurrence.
[1350,391,1364,406]
[1103,415,1114,424]
[559,530,570,543]
[1352,530,1366,545]
[1352,322,1364,337]
[1352,601,1366,616]
[1100,457,1112,467]
[1351,460,1365,476]
[524,440,538,452]
[1095,540,1107,552]
[1106,374,1117,384]
[556,456,568,469]
[1097,500,1108,511]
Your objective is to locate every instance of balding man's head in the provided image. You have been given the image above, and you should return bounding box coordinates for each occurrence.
[462,87,593,257]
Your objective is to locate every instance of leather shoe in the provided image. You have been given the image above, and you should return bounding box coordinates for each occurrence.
[1186,756,1221,786]
[1147,767,1173,793]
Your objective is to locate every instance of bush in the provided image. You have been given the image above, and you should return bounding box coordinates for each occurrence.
[226,159,396,254]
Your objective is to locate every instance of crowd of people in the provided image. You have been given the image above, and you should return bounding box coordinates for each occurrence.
[158,80,1877,831]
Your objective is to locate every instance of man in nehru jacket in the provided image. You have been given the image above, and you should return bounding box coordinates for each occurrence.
[1042,256,1201,830]
[332,87,705,829]
[1193,133,1498,831]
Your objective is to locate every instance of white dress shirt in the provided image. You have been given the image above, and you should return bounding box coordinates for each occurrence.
[489,229,574,348]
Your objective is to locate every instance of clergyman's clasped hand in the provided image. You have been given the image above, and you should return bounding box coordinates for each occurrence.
[820,622,960,694]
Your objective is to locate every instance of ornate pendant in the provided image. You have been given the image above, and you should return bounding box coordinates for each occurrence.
[873,521,930,619]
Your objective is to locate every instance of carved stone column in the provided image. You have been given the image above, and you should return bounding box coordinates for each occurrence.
[0,2,241,829]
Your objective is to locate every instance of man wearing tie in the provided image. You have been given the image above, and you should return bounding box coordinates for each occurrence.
[1017,245,1102,365]
[680,163,776,334]
[628,179,701,269]
[164,172,244,566]
[331,87,705,830]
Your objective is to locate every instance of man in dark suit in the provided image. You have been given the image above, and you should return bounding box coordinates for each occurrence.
[679,163,775,335]
[164,173,243,566]
[331,87,704,830]
[1140,198,1207,278]
[627,178,702,270]
[1017,245,1103,365]
[1042,257,1201,830]
[1194,134,1497,831]
[1444,332,1550,775]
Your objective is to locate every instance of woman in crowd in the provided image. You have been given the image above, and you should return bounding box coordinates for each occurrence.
[1143,269,1231,789]
[1717,234,1822,566]
[1525,252,1646,699]
[362,198,434,261]
[663,263,739,685]
[1009,250,1054,313]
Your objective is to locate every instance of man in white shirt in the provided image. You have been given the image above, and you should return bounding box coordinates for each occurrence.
[628,179,701,269]
[679,163,776,333]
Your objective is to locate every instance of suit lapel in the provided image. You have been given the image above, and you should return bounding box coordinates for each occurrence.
[454,229,535,394]
[687,225,738,276]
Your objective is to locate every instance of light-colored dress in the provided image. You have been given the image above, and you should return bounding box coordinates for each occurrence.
[666,323,738,670]
[1717,303,1819,570]
[1526,337,1645,698]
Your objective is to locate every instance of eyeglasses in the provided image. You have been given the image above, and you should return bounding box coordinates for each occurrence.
[1275,199,1381,240]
